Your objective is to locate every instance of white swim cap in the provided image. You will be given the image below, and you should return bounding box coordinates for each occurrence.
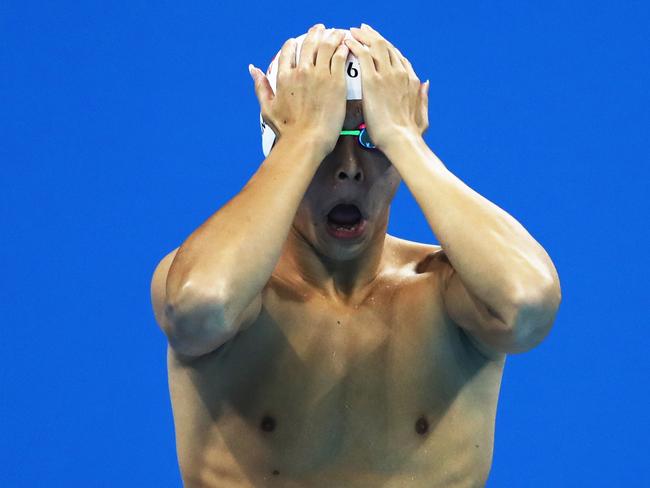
[260,29,362,157]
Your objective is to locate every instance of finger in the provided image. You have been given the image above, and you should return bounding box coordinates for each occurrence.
[249,64,273,108]
[344,36,377,77]
[299,24,325,69]
[386,45,403,71]
[392,46,409,72]
[330,41,350,79]
[278,37,297,73]
[420,80,430,133]
[350,26,390,70]
[394,46,418,80]
[366,26,404,72]
[420,80,429,107]
[362,24,408,73]
[315,29,346,73]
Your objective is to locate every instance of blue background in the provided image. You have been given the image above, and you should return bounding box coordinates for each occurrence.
[2,1,648,486]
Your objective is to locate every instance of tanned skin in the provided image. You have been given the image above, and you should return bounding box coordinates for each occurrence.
[150,24,561,487]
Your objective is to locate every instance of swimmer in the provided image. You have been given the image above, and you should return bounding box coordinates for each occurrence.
[150,23,561,487]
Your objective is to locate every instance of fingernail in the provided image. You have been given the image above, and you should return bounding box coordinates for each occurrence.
[248,64,254,77]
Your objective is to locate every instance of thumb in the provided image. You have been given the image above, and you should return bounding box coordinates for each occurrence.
[249,64,273,107]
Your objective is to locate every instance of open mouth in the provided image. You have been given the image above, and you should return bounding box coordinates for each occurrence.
[325,203,367,239]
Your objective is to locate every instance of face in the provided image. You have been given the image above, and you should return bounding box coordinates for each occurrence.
[291,100,402,261]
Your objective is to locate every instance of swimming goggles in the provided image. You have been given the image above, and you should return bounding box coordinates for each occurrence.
[339,123,376,149]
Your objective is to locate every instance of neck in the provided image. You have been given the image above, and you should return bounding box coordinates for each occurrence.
[277,215,389,304]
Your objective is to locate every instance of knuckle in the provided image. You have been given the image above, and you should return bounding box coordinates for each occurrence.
[300,40,312,51]
[364,73,378,85]
[324,36,339,48]
[312,68,326,80]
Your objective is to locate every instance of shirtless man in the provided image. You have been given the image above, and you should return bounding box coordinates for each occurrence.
[150,23,561,487]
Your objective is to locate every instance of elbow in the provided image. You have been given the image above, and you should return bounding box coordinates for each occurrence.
[164,282,235,357]
[505,278,562,353]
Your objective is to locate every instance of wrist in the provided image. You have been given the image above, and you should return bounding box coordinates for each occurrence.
[379,129,425,158]
[272,132,330,166]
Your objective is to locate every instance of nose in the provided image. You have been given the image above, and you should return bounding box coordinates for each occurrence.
[331,137,364,183]
[336,165,363,182]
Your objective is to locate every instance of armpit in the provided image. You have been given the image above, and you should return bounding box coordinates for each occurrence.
[415,245,451,275]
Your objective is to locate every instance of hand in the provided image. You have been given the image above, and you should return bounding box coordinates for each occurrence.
[344,24,429,151]
[249,24,350,155]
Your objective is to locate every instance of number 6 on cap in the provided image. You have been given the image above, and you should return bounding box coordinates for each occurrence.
[260,29,363,158]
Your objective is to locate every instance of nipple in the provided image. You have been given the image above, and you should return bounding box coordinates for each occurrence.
[260,415,276,432]
[415,415,429,435]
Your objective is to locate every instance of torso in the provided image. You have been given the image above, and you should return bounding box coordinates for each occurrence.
[166,235,506,487]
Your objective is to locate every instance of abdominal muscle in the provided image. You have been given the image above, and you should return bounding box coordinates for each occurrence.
[165,251,506,488]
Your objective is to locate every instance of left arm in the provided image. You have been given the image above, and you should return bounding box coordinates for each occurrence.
[383,133,562,357]
[345,24,561,358]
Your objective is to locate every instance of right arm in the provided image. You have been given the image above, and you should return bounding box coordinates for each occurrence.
[151,25,350,357]
[153,136,327,357]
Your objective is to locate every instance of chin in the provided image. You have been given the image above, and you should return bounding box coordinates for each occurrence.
[317,220,372,259]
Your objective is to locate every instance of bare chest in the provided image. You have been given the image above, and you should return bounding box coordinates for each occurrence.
[168,272,504,486]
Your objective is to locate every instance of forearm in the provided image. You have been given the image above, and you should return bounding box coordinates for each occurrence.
[166,135,327,320]
[383,133,560,321]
